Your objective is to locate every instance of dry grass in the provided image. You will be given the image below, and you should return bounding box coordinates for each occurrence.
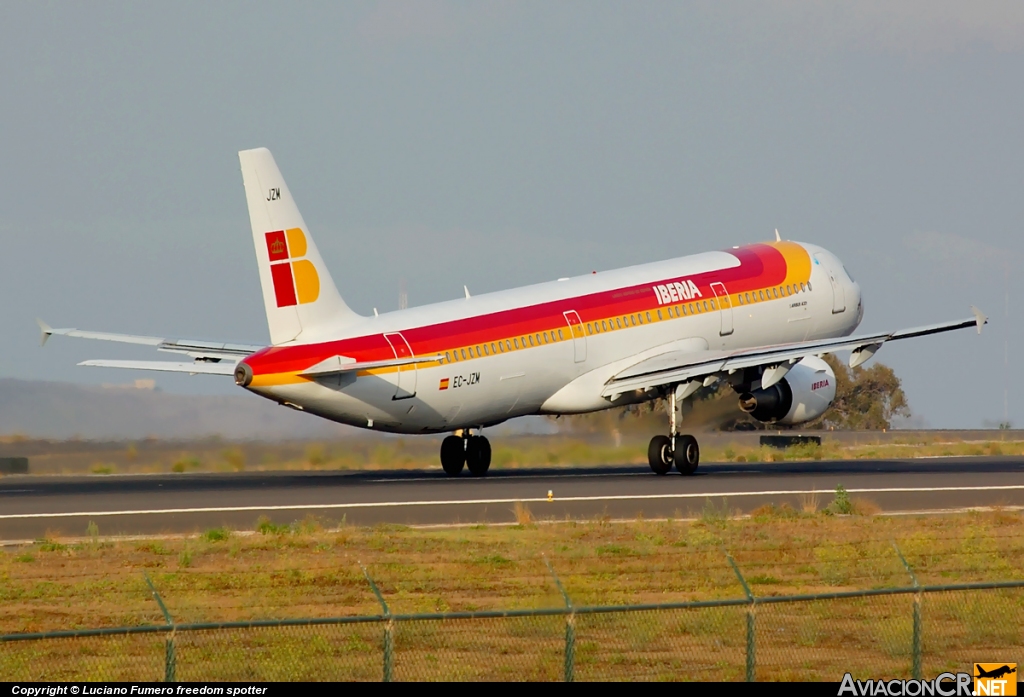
[513,501,535,525]
[5,434,1024,476]
[2,509,1023,633]
[2,510,1023,680]
[800,491,820,514]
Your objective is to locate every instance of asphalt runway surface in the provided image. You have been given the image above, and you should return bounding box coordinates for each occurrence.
[3,456,1024,541]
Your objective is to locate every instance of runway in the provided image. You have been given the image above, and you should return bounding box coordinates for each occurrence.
[2,456,1024,541]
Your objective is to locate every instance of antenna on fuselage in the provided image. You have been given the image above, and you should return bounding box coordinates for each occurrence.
[464,285,471,299]
[775,228,782,242]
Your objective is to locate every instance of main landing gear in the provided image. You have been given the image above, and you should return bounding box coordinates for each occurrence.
[440,431,491,477]
[647,386,700,476]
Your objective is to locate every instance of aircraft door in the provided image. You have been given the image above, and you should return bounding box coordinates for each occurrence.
[815,253,846,314]
[563,310,587,363]
[383,332,417,399]
[710,282,734,336]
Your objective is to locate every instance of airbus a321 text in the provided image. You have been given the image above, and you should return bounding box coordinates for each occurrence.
[40,148,987,476]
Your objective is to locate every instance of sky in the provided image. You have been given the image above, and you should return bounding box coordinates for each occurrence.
[1,1,1022,428]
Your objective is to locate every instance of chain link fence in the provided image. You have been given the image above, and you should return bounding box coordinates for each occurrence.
[3,563,1023,681]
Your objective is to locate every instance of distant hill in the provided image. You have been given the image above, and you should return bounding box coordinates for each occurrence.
[0,378,355,440]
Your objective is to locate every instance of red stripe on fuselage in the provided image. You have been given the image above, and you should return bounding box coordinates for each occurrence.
[244,244,791,377]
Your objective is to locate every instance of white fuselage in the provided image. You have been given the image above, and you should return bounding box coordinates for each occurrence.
[242,241,862,434]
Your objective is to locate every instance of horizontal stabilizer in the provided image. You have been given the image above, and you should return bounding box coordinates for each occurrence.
[300,353,444,377]
[78,360,238,376]
[39,320,262,361]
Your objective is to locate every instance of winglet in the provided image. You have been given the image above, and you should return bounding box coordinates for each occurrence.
[37,319,53,347]
[971,306,988,334]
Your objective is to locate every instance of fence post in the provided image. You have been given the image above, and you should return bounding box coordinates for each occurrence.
[726,552,755,683]
[143,573,175,683]
[545,558,574,683]
[893,543,922,679]
[362,565,393,683]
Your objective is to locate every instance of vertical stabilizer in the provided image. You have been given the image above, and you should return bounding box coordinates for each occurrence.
[239,148,361,345]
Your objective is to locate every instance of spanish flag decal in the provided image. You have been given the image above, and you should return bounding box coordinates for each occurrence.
[265,229,320,307]
[439,378,450,391]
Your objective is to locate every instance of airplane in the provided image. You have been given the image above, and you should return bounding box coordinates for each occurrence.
[975,665,1016,680]
[974,663,1015,679]
[40,148,988,477]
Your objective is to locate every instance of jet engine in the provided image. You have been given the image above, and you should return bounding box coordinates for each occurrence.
[737,356,836,425]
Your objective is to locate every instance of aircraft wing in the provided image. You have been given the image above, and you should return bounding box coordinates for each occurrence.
[39,319,263,376]
[602,308,987,399]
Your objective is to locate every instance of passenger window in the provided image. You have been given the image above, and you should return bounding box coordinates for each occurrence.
[506,340,512,351]
[638,313,644,324]
[542,333,548,344]
[657,310,663,321]
[513,338,519,349]
[445,351,451,362]
[528,335,534,346]
[800,283,806,292]
[710,301,716,310]
[630,315,637,326]
[616,317,622,328]
[483,344,489,356]
[702,301,708,312]
[738,295,744,305]
[600,320,606,331]
[807,281,813,291]
[491,342,496,353]
[558,329,564,340]
[744,293,750,304]
[461,349,467,360]
[469,347,475,358]
[682,305,688,315]
[772,288,778,298]
[645,311,652,323]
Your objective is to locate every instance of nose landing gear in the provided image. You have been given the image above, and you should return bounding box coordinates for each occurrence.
[646,386,700,475]
[440,431,491,477]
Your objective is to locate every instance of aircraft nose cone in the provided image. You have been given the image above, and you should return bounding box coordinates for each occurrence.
[234,361,253,387]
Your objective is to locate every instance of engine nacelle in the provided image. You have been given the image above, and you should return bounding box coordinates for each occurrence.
[737,356,836,425]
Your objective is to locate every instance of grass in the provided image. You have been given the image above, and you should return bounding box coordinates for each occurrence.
[6,433,1024,476]
[1,510,1023,680]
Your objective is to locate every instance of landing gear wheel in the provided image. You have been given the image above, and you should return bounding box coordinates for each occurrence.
[647,435,673,475]
[466,435,492,476]
[675,435,699,475]
[440,435,465,476]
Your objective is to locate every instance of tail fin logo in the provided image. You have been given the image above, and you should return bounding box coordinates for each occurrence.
[265,229,320,307]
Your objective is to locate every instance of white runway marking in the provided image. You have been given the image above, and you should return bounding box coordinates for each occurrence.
[2,485,1024,520]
